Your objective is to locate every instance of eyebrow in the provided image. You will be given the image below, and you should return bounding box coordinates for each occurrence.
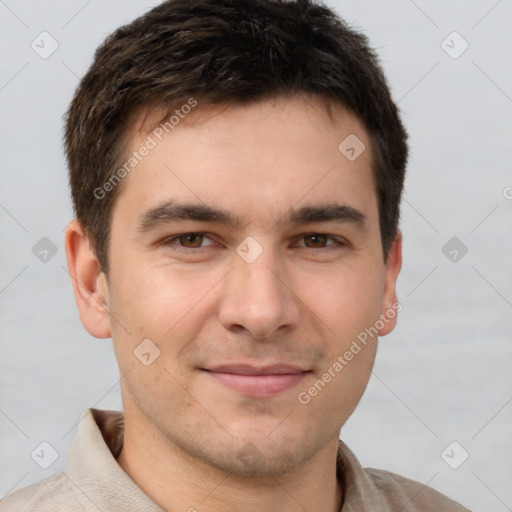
[136,200,367,233]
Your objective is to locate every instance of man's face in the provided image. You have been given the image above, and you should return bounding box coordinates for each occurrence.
[104,95,401,476]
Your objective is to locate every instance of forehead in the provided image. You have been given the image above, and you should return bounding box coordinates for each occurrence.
[113,94,377,228]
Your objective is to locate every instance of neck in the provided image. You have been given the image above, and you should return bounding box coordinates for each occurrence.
[117,411,343,512]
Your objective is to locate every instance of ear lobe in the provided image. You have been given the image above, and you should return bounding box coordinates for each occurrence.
[64,219,111,339]
[378,229,403,337]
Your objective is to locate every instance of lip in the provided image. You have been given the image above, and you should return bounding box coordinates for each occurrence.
[205,364,308,375]
[200,364,311,397]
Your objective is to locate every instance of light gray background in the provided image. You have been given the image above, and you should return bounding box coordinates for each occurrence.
[1,1,511,510]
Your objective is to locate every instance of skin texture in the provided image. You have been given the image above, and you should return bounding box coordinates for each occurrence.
[65,94,402,512]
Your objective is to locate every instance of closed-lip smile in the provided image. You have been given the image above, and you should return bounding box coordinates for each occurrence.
[200,363,311,396]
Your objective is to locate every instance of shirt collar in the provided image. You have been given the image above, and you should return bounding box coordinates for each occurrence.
[66,408,163,511]
[66,408,380,511]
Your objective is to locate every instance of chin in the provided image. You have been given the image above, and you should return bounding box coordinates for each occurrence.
[218,438,310,479]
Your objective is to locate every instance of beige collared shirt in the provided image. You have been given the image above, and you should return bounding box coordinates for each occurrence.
[0,408,471,511]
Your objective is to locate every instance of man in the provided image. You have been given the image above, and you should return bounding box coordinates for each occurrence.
[1,0,471,510]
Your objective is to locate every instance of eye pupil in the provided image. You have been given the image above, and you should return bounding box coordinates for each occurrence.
[305,234,327,248]
[181,234,203,248]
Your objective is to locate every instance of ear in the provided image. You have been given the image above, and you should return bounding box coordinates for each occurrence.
[64,219,111,338]
[378,229,403,336]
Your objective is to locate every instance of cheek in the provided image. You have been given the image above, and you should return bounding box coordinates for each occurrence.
[107,264,221,374]
[110,264,206,332]
[297,336,377,428]
[303,260,384,337]
[299,270,381,410]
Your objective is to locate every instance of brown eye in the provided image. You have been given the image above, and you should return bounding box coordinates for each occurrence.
[303,234,328,248]
[178,233,204,248]
[162,232,215,251]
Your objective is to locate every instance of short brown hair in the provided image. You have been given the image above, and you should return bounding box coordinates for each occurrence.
[64,0,408,273]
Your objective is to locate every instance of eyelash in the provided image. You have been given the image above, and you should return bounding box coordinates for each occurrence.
[161,232,347,251]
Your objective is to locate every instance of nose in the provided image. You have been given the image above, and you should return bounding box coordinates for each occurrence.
[218,244,301,339]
